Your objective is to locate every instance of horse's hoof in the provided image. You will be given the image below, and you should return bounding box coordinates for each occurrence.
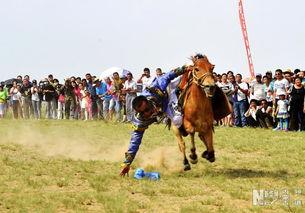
[184,164,191,171]
[190,158,198,164]
[189,154,198,164]
[202,150,215,163]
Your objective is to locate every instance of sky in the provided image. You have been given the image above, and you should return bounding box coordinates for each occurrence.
[0,0,305,82]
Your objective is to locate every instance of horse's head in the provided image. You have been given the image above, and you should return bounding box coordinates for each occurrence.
[191,54,216,98]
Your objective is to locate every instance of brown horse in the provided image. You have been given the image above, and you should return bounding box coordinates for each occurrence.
[172,54,231,171]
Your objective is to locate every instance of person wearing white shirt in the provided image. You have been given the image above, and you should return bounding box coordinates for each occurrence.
[123,72,137,122]
[216,73,234,126]
[10,81,23,119]
[137,68,154,93]
[273,69,289,100]
[31,81,41,119]
[250,74,266,103]
[232,74,249,127]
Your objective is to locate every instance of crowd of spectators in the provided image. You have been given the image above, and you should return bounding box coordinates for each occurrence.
[0,68,160,123]
[0,68,304,131]
[215,69,305,131]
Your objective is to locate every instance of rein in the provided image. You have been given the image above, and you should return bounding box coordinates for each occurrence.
[191,68,213,89]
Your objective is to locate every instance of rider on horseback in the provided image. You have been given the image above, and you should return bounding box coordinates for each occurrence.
[120,64,193,176]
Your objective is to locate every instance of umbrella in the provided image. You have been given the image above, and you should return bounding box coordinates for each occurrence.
[3,78,22,86]
[99,67,130,80]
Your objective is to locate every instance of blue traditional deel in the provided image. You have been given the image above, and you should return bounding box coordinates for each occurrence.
[123,67,187,166]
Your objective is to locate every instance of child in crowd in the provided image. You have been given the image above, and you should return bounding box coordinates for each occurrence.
[57,90,65,119]
[81,90,92,121]
[79,84,86,120]
[273,92,289,131]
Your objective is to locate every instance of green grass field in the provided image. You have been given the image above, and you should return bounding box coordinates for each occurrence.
[0,120,304,212]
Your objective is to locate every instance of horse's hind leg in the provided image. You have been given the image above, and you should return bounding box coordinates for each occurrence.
[189,133,198,164]
[198,129,215,163]
[172,126,191,171]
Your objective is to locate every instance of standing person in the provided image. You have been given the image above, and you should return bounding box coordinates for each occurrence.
[232,74,249,127]
[122,72,137,122]
[228,74,235,85]
[61,79,76,120]
[217,73,234,126]
[31,81,41,119]
[16,75,23,81]
[20,78,32,119]
[48,74,54,84]
[137,68,153,93]
[0,85,8,118]
[109,72,123,121]
[273,92,289,131]
[94,79,105,120]
[102,77,113,120]
[289,77,305,131]
[85,73,97,119]
[10,81,23,119]
[250,74,265,105]
[284,70,294,90]
[79,83,86,120]
[263,75,273,107]
[72,81,81,119]
[273,69,290,126]
[55,80,65,119]
[53,79,60,115]
[298,71,305,86]
[43,80,56,119]
[273,69,290,103]
[82,90,92,121]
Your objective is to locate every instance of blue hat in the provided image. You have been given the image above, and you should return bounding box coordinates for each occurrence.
[134,168,145,179]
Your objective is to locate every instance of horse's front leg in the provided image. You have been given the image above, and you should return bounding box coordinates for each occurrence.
[198,128,215,163]
[172,126,191,171]
[189,133,198,164]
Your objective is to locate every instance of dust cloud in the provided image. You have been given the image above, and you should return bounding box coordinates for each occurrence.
[3,125,128,162]
[2,124,182,171]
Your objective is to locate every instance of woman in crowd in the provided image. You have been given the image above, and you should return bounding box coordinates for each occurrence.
[79,83,86,120]
[10,81,23,119]
[72,81,81,119]
[81,90,92,121]
[31,80,41,119]
[289,77,305,131]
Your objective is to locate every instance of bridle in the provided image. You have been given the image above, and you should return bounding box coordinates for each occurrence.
[191,67,215,98]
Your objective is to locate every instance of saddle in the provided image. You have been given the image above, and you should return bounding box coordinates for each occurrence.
[176,70,232,121]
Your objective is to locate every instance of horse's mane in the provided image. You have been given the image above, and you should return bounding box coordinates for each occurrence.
[190,53,207,65]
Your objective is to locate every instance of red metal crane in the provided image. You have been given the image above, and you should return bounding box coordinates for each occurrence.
[239,0,255,78]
